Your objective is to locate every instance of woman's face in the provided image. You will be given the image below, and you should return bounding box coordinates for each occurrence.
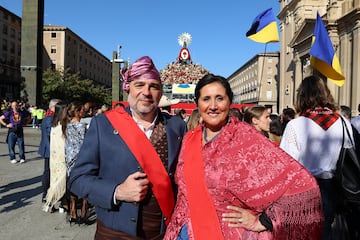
[252,110,272,132]
[197,82,231,132]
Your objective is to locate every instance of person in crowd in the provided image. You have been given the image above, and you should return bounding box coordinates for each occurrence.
[69,56,187,239]
[42,102,68,212]
[243,105,272,137]
[268,113,283,146]
[174,109,187,121]
[186,108,201,131]
[80,101,96,129]
[62,101,89,225]
[31,105,38,128]
[38,99,61,203]
[229,107,243,120]
[95,104,110,115]
[0,100,31,164]
[280,75,353,240]
[113,102,125,109]
[280,107,295,132]
[158,95,180,114]
[340,105,360,169]
[36,106,46,128]
[165,73,323,240]
[351,103,360,133]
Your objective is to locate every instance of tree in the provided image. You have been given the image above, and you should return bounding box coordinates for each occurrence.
[42,68,111,106]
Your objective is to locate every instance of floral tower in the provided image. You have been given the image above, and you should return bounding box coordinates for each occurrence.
[160,33,209,102]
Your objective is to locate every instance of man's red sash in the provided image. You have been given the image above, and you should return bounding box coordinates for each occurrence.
[105,108,174,225]
[183,126,224,240]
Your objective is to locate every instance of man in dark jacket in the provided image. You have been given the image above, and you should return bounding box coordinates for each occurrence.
[69,56,186,239]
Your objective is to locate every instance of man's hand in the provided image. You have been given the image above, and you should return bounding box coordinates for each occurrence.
[115,172,149,202]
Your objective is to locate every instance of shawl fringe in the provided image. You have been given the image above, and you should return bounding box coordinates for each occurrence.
[42,173,66,212]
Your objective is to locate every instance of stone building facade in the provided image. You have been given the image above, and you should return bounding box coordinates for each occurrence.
[278,0,360,114]
[0,6,22,99]
[43,25,111,87]
[228,52,280,113]
[0,5,112,100]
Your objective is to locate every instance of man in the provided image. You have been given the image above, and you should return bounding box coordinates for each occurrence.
[351,103,360,133]
[80,101,96,129]
[38,99,61,202]
[0,100,31,163]
[69,56,187,239]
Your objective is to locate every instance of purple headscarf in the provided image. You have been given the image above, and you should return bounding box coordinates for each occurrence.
[121,56,161,93]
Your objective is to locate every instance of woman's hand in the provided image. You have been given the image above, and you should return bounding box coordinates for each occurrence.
[222,205,267,232]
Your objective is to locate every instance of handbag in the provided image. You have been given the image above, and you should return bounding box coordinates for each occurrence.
[335,117,360,207]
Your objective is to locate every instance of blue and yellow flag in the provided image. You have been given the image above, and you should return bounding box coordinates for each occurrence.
[246,8,279,43]
[310,13,345,86]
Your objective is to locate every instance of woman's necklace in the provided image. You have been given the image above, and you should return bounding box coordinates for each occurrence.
[203,127,222,143]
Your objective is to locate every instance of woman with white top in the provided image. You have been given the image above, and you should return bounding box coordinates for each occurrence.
[280,75,354,240]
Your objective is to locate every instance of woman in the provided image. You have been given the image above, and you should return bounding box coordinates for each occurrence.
[62,101,88,225]
[186,108,200,131]
[42,102,67,212]
[243,105,272,137]
[280,75,354,240]
[165,74,323,240]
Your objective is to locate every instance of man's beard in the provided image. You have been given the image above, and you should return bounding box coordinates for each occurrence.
[128,94,158,115]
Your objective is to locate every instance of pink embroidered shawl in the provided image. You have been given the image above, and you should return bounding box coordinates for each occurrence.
[165,118,323,240]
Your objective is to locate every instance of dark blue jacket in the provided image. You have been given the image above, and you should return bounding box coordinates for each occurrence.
[69,108,186,236]
[38,115,53,158]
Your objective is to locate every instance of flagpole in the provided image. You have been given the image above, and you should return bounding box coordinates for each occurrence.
[257,43,268,105]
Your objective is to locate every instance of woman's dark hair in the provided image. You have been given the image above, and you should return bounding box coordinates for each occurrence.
[269,114,283,136]
[229,107,243,120]
[61,101,84,138]
[295,75,337,113]
[194,73,233,105]
[51,102,66,128]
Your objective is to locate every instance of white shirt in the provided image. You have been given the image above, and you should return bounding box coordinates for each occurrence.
[131,113,158,139]
[280,116,353,179]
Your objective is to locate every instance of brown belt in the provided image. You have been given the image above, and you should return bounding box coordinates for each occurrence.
[95,219,141,240]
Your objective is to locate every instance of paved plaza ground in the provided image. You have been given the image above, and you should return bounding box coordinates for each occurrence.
[0,126,96,239]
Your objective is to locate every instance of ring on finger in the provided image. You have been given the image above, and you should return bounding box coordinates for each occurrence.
[238,218,243,223]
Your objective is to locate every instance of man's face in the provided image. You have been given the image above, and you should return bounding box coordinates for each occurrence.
[128,78,162,116]
[11,102,19,111]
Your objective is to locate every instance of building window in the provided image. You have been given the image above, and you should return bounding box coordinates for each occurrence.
[267,58,273,63]
[50,45,57,54]
[10,28,15,38]
[3,24,8,34]
[51,32,57,38]
[2,39,7,51]
[10,42,15,53]
[266,91,272,100]
[267,78,272,84]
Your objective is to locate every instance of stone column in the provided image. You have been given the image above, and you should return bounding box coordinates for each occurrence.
[20,0,44,105]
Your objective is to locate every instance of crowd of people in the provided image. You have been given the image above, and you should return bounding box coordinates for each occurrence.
[2,55,360,239]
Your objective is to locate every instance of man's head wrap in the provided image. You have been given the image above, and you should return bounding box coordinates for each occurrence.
[120,56,161,93]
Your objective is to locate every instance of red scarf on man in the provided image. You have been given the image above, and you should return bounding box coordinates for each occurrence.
[105,108,174,225]
[300,106,339,130]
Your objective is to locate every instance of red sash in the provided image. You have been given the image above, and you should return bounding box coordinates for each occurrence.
[183,126,224,240]
[105,108,174,225]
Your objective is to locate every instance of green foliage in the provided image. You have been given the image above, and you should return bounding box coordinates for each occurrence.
[42,68,111,106]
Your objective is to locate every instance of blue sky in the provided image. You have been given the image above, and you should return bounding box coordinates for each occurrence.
[1,0,280,78]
